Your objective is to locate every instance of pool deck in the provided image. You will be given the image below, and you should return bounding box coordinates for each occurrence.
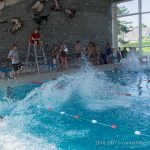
[0,63,121,87]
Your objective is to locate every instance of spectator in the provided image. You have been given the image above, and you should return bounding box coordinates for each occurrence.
[93,45,100,65]
[117,47,122,62]
[75,41,83,66]
[99,46,107,65]
[87,42,95,64]
[52,45,59,71]
[8,44,23,79]
[121,47,128,58]
[83,47,89,59]
[30,29,41,45]
[60,44,68,70]
[105,43,113,64]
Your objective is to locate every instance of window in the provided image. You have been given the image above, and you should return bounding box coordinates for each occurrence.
[142,0,150,13]
[117,0,138,16]
[112,0,150,55]
[117,15,139,48]
[142,13,150,55]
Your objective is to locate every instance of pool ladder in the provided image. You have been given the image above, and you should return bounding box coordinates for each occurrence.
[26,43,49,74]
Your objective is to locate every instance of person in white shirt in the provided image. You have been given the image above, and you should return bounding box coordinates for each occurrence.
[8,44,22,79]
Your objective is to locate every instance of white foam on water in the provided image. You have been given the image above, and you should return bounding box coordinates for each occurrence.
[65,130,89,138]
[121,52,141,71]
[11,65,134,114]
[0,130,57,150]
[0,116,58,150]
[1,58,150,150]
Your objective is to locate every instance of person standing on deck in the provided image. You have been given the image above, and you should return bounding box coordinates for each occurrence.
[75,41,83,66]
[8,44,22,79]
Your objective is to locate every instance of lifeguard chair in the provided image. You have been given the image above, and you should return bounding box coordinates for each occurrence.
[26,37,48,74]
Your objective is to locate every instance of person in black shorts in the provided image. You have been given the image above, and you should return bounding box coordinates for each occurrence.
[75,41,83,65]
[60,44,68,70]
[8,44,23,79]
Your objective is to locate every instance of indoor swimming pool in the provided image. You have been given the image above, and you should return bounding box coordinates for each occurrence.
[0,66,150,150]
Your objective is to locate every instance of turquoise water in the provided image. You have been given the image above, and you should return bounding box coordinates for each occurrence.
[0,67,150,150]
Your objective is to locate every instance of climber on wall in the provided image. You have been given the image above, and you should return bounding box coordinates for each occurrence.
[31,0,45,15]
[9,18,23,34]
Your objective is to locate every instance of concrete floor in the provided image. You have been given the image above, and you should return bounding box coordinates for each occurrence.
[0,63,121,87]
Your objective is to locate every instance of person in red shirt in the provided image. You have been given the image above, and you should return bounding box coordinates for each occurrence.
[30,29,40,44]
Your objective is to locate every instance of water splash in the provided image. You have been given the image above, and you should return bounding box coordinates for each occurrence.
[1,60,150,149]
[121,52,141,71]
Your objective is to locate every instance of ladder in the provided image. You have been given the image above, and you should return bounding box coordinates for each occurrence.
[26,43,48,74]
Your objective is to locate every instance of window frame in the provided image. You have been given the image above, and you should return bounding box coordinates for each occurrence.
[112,0,150,55]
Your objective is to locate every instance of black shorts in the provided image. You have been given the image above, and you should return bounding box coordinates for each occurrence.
[90,54,94,59]
[76,52,81,58]
[12,62,22,71]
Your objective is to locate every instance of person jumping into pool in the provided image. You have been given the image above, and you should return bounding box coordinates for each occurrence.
[8,44,23,79]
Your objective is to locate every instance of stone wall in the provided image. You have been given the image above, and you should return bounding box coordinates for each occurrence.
[0,0,112,64]
[5,0,24,6]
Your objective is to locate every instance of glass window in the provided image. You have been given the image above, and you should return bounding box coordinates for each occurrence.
[113,0,150,55]
[117,0,138,16]
[142,13,150,55]
[117,15,139,48]
[142,0,150,13]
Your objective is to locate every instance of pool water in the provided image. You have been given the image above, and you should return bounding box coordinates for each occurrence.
[0,66,150,150]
